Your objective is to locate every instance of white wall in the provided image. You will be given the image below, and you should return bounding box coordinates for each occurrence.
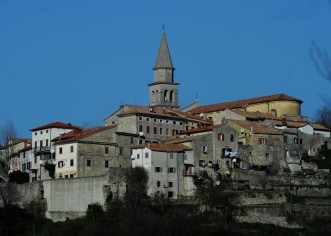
[55,143,78,178]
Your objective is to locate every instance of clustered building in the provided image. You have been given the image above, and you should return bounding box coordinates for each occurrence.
[4,31,331,199]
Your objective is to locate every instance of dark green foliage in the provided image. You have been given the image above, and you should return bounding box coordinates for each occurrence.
[44,163,56,178]
[124,166,149,212]
[86,203,104,220]
[301,144,331,170]
[8,170,29,184]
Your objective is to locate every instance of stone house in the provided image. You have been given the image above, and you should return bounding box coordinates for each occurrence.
[30,121,81,180]
[53,125,120,178]
[131,143,192,198]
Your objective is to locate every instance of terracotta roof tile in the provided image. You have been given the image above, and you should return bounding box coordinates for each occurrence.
[131,143,191,152]
[179,124,223,135]
[118,105,212,123]
[54,126,116,143]
[231,110,274,120]
[228,120,282,135]
[31,122,80,132]
[192,93,302,114]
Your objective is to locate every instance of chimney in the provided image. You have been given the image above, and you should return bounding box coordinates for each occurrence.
[282,118,287,126]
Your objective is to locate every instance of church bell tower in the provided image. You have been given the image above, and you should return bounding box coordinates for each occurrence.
[149,31,179,108]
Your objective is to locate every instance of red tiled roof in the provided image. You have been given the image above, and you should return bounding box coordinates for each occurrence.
[228,120,282,135]
[179,124,224,135]
[192,94,302,114]
[231,110,275,120]
[30,122,80,131]
[163,134,209,144]
[54,126,116,143]
[131,143,192,152]
[311,123,331,131]
[118,105,212,124]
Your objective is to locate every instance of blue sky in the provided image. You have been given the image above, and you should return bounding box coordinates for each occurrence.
[1,0,331,138]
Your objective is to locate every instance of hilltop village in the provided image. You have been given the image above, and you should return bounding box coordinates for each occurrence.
[1,32,331,227]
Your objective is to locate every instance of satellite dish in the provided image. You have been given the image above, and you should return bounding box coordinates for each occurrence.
[50,148,55,153]
[233,158,237,163]
[199,113,204,118]
[216,180,221,186]
[139,132,144,137]
[240,128,245,133]
[131,156,135,160]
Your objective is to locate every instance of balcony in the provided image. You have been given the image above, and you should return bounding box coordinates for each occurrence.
[33,146,51,155]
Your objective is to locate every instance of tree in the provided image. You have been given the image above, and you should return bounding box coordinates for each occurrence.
[314,105,331,129]
[0,182,21,208]
[0,120,17,170]
[8,170,30,184]
[124,166,149,213]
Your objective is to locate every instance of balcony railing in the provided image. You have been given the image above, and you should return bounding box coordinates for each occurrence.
[33,146,51,154]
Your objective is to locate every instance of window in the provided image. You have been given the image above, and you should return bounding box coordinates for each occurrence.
[119,147,123,155]
[154,118,157,122]
[22,163,26,171]
[138,116,143,121]
[70,159,74,166]
[139,139,143,144]
[46,139,49,146]
[166,129,169,136]
[155,167,162,172]
[154,127,157,134]
[157,181,161,187]
[168,191,174,198]
[202,146,208,153]
[34,155,37,164]
[284,136,288,144]
[160,128,163,135]
[105,146,109,154]
[70,174,74,178]
[146,126,150,134]
[34,141,37,148]
[139,125,143,132]
[160,119,163,123]
[218,133,224,141]
[130,137,134,144]
[274,138,280,147]
[145,152,149,158]
[168,182,173,188]
[230,134,234,142]
[172,129,176,136]
[58,161,64,168]
[59,147,63,154]
[146,118,150,121]
[87,159,91,167]
[179,122,183,125]
[173,121,176,125]
[40,131,43,134]
[35,132,37,136]
[137,154,140,160]
[170,153,174,159]
[40,140,43,147]
[258,138,268,145]
[168,167,176,173]
[266,153,269,158]
[46,130,49,133]
[105,160,109,168]
[294,138,298,144]
[27,162,31,170]
[70,146,74,153]
[299,139,303,144]
[65,175,68,178]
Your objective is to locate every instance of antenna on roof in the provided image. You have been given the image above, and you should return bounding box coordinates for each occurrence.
[162,24,165,33]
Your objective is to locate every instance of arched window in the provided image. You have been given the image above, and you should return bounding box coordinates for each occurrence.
[170,90,174,102]
[164,90,168,102]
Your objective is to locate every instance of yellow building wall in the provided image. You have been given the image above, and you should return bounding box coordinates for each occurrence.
[245,101,301,117]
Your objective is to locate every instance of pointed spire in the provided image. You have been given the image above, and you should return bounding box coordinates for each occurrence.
[154,30,174,69]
